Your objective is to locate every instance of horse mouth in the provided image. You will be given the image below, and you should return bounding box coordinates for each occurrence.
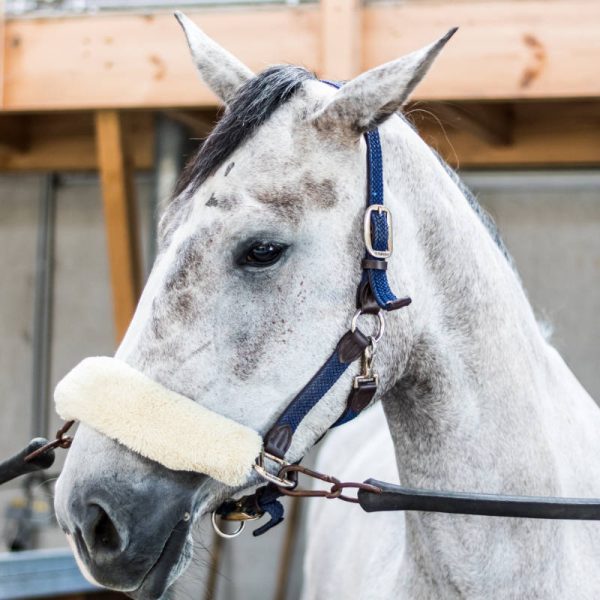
[128,519,193,600]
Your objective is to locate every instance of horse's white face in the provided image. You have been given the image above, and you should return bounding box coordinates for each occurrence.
[54,14,453,598]
[121,79,367,444]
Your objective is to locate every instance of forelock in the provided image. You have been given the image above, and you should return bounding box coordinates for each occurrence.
[174,65,316,198]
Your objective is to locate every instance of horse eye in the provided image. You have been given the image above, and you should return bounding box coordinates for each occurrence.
[238,241,287,267]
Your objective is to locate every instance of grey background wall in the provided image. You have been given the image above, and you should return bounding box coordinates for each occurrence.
[0,170,598,599]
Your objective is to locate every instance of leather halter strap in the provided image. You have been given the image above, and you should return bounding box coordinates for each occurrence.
[322,79,411,314]
[261,82,411,462]
[219,82,414,535]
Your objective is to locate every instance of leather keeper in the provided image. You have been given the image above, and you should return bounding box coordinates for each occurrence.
[385,296,413,311]
[337,329,370,364]
[348,379,377,413]
[362,258,387,271]
[356,279,381,315]
[264,424,293,458]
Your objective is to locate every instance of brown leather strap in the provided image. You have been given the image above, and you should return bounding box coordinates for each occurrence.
[337,329,370,363]
[356,279,380,314]
[385,296,412,311]
[348,379,378,413]
[361,258,387,271]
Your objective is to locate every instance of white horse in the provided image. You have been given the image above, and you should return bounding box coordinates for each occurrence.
[54,13,600,599]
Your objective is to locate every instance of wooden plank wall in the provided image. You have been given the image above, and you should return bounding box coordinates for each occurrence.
[1,0,600,111]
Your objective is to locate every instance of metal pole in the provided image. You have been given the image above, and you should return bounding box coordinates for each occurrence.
[150,113,188,264]
[31,173,57,440]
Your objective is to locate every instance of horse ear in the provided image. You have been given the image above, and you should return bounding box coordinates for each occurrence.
[175,11,254,105]
[312,28,457,137]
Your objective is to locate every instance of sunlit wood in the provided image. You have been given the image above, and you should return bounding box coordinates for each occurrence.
[2,1,599,111]
[95,110,142,343]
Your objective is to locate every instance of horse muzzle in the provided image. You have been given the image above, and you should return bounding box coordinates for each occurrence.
[54,423,204,598]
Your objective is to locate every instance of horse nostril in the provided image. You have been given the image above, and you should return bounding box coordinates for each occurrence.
[79,503,126,556]
[93,507,121,553]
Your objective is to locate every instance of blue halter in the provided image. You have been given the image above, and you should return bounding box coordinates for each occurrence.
[216,81,412,536]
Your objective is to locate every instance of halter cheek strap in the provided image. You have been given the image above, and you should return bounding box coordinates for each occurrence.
[321,79,411,315]
[232,85,413,534]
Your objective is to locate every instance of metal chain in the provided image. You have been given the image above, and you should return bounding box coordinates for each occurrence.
[275,463,381,504]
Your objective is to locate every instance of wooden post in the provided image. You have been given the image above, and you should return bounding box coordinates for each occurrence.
[320,0,362,80]
[95,110,142,343]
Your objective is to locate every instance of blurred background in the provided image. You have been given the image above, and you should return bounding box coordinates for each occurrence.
[0,0,598,599]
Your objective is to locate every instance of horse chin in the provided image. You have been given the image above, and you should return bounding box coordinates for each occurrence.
[127,522,194,600]
[127,484,234,600]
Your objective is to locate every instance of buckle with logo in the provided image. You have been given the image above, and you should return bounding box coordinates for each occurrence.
[364,205,393,259]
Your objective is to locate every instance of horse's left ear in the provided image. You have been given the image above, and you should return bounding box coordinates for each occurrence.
[175,11,254,105]
[312,28,457,137]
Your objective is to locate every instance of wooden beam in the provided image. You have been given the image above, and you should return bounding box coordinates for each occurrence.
[320,0,361,80]
[0,112,154,171]
[2,7,320,111]
[162,109,215,138]
[412,101,600,168]
[0,100,597,172]
[95,110,142,342]
[427,103,514,146]
[2,1,600,112]
[0,114,30,152]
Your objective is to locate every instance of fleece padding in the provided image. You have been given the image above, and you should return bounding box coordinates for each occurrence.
[54,357,263,487]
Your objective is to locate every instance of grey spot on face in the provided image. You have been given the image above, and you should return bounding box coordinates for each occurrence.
[253,175,338,223]
[224,162,235,177]
[205,193,239,212]
[232,314,288,381]
[302,175,337,209]
[163,233,206,297]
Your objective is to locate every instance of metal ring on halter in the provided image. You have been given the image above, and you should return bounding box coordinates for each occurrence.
[253,451,297,489]
[351,309,385,344]
[211,511,245,539]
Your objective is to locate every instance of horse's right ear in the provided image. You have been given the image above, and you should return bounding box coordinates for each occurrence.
[175,11,254,105]
[312,28,457,138]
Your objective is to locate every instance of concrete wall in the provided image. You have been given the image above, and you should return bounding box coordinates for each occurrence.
[0,170,598,599]
[463,171,600,402]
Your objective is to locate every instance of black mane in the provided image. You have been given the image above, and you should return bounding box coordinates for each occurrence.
[174,65,316,197]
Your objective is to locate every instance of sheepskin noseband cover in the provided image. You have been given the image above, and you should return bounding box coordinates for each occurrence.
[54,357,263,487]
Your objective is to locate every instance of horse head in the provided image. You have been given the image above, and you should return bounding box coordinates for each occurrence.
[54,14,454,598]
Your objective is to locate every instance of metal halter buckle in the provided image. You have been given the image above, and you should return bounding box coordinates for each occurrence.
[354,342,379,388]
[253,451,297,488]
[364,205,393,259]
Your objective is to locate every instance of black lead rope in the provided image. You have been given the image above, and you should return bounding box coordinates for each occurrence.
[357,479,600,520]
[0,438,56,486]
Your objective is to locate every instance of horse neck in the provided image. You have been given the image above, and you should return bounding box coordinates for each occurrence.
[377,120,600,591]
[381,121,554,491]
